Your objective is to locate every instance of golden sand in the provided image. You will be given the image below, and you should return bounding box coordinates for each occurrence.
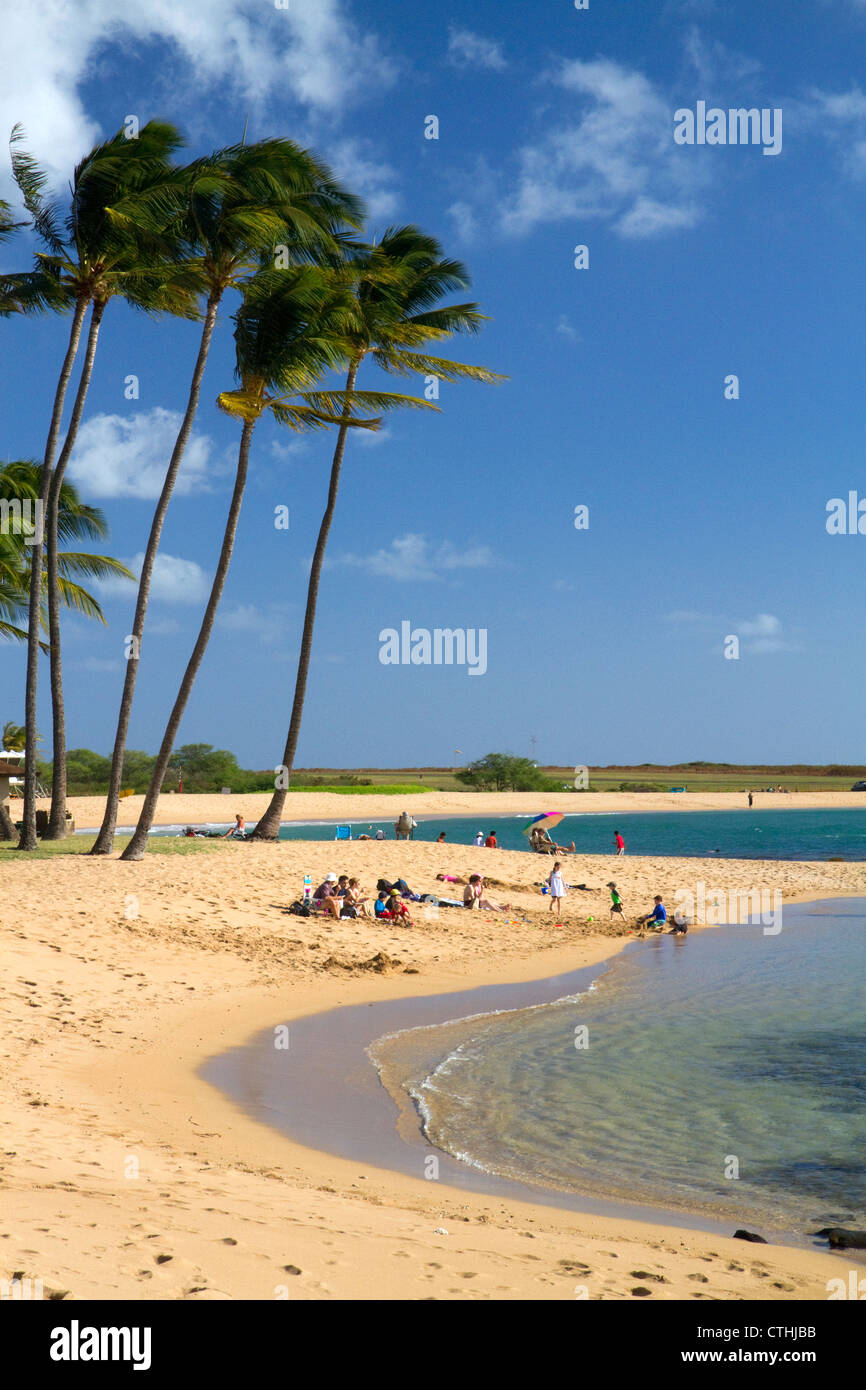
[2,793,864,1301]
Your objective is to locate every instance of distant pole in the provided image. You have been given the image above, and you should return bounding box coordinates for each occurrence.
[530,735,537,765]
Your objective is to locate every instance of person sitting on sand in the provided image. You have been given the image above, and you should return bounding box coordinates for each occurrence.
[463,874,510,912]
[374,891,411,925]
[637,895,667,930]
[344,878,372,919]
[484,830,497,848]
[473,830,484,846]
[222,813,246,839]
[436,831,447,843]
[607,881,625,919]
[314,872,342,920]
[387,890,412,924]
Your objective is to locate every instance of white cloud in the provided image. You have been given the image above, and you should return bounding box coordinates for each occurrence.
[216,603,293,647]
[99,553,210,604]
[666,609,798,654]
[337,533,496,581]
[616,196,700,238]
[809,85,866,179]
[683,28,761,88]
[447,201,480,243]
[270,436,308,462]
[353,425,392,448]
[68,409,212,499]
[499,58,704,239]
[738,613,781,638]
[555,314,580,342]
[737,613,798,653]
[447,26,507,72]
[1,1,395,199]
[327,138,400,222]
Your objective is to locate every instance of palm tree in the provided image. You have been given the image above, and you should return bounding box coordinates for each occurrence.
[2,721,26,750]
[0,461,134,641]
[8,120,191,847]
[91,138,362,855]
[250,227,503,841]
[117,267,405,861]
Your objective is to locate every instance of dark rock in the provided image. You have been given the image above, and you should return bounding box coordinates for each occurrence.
[812,1227,866,1250]
[733,1229,767,1244]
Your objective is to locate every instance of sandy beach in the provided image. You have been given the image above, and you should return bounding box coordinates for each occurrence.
[65,786,866,829]
[2,793,864,1301]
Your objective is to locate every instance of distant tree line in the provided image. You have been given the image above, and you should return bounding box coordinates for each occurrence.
[456,753,562,793]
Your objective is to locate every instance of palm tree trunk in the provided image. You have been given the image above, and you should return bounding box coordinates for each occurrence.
[91,292,221,856]
[251,362,358,842]
[18,295,90,851]
[120,418,255,861]
[0,800,15,840]
[45,299,107,839]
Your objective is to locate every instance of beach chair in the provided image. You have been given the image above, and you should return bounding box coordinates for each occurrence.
[334,824,352,840]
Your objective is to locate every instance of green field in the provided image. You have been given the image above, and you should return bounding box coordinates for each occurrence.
[0,835,226,860]
[293,764,866,793]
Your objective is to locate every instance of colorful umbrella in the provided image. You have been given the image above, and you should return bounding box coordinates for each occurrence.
[522,812,564,838]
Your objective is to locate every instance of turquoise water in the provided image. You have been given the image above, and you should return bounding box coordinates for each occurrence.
[134,806,866,859]
[382,901,866,1235]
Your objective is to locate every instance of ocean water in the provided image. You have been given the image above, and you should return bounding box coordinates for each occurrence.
[132,806,866,860]
[373,901,866,1236]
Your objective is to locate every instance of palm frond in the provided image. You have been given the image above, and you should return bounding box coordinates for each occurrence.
[56,577,108,623]
[371,348,505,384]
[9,124,66,254]
[269,401,381,431]
[298,388,440,415]
[56,551,135,582]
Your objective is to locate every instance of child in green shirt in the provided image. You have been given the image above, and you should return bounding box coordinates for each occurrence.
[607,881,624,919]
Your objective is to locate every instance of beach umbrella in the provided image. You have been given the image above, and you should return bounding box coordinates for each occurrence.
[522,812,564,838]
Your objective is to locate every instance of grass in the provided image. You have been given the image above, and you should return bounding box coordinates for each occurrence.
[0,834,227,860]
[289,783,429,795]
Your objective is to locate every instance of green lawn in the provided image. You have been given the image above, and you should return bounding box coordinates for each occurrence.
[289,782,429,795]
[0,834,227,860]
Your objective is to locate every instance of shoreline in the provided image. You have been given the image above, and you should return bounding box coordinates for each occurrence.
[199,898,866,1253]
[4,835,864,1300]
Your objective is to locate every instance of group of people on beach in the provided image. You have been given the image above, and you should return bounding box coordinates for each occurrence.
[312,873,417,924]
[307,868,514,924]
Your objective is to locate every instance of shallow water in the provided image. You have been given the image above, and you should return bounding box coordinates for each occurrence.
[120,806,866,860]
[376,901,866,1234]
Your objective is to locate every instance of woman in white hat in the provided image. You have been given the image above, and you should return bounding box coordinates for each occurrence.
[314,872,341,919]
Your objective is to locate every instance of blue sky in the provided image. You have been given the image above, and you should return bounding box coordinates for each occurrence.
[2,0,865,769]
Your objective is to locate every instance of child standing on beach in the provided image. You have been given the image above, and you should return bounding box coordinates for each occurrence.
[607,881,624,919]
[614,830,625,855]
[546,862,566,914]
